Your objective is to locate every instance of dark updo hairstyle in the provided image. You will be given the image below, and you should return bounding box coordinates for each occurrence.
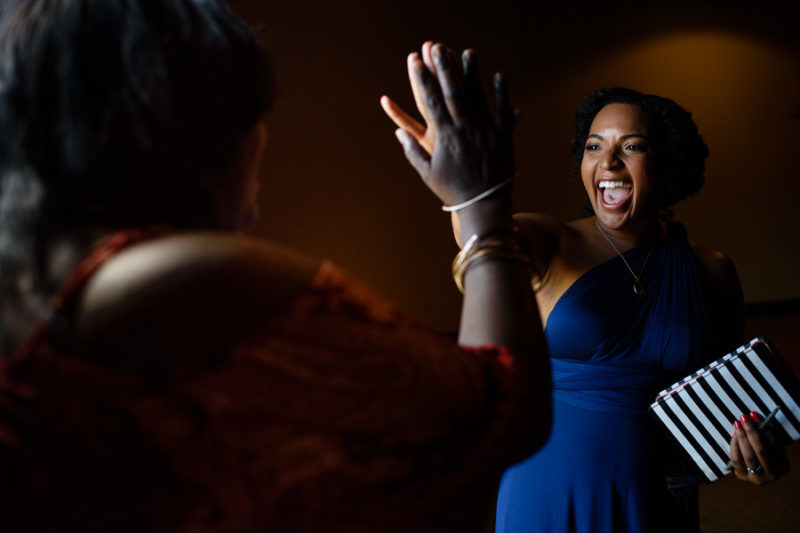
[0,0,274,351]
[570,87,709,210]
[0,0,274,229]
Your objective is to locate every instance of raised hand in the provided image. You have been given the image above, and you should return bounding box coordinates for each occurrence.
[390,43,516,212]
[729,410,790,485]
[381,41,436,154]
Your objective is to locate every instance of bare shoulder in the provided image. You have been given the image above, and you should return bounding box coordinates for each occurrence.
[690,241,741,289]
[514,212,573,252]
[73,232,322,358]
[690,239,745,353]
[514,212,572,273]
[514,211,569,236]
[81,232,321,313]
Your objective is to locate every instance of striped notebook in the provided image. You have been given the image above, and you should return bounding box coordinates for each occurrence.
[649,337,800,483]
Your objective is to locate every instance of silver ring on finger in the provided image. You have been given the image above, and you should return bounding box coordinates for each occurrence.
[746,464,764,474]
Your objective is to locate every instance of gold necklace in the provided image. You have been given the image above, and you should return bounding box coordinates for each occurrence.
[594,222,656,295]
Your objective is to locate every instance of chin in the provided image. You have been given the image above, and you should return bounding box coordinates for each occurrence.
[594,202,637,231]
[591,198,623,225]
[596,214,630,231]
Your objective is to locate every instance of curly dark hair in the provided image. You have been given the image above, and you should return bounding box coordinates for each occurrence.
[570,87,709,209]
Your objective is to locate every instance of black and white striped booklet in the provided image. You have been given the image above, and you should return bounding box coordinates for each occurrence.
[649,337,800,483]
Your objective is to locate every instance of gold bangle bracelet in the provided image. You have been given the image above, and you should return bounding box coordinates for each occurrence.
[451,226,535,294]
[453,247,531,294]
[452,227,522,274]
[451,239,522,279]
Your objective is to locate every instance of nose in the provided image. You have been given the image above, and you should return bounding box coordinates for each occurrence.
[599,147,621,170]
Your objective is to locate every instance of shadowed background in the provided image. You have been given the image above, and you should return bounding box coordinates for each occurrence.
[230,0,799,333]
[228,1,800,531]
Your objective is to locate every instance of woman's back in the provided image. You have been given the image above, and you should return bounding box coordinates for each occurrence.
[1,228,545,531]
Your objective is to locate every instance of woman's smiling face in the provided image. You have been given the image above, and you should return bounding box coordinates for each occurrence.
[581,103,662,233]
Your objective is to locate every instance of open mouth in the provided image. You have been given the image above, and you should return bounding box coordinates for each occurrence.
[598,180,632,209]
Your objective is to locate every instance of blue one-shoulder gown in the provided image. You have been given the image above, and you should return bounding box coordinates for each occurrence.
[496,222,710,533]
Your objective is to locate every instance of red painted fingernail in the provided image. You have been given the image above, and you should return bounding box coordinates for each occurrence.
[751,411,760,421]
[740,414,749,424]
[734,420,742,430]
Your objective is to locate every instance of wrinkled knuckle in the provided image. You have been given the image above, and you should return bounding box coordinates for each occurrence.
[439,130,461,153]
[426,94,442,111]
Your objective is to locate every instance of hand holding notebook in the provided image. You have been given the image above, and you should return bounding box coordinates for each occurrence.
[729,406,791,484]
[650,337,799,483]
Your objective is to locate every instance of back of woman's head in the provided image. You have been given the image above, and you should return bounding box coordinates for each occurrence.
[0,0,274,230]
[0,0,274,352]
[570,87,709,209]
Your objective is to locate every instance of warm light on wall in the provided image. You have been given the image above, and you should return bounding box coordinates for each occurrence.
[576,30,798,120]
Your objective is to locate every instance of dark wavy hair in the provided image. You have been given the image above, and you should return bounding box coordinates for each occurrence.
[0,0,274,351]
[570,87,708,210]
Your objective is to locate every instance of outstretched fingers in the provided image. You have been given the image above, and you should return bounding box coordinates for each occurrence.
[461,49,489,122]
[431,43,467,126]
[388,42,517,208]
[410,53,452,129]
[407,49,432,126]
[421,40,436,73]
[395,128,430,179]
[493,72,516,137]
[380,95,426,141]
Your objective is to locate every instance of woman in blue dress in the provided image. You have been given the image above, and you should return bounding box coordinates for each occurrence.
[383,42,790,532]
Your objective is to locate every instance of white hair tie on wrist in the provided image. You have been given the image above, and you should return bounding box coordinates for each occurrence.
[441,176,515,212]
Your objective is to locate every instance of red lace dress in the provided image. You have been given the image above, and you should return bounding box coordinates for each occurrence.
[0,230,545,532]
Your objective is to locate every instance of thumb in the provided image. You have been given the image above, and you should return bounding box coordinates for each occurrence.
[395,128,431,178]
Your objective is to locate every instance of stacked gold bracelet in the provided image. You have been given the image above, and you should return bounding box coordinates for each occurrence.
[451,228,531,294]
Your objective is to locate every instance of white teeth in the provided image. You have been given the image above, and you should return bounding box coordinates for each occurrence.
[598,181,631,189]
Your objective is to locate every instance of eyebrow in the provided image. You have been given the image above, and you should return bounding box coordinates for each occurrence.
[587,133,650,141]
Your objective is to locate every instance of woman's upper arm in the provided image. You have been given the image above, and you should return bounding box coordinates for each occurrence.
[72,233,322,363]
[692,242,746,355]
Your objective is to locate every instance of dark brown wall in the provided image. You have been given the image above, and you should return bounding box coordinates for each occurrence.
[230,0,800,331]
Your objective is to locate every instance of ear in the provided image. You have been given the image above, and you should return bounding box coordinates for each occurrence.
[209,120,268,230]
[240,120,267,182]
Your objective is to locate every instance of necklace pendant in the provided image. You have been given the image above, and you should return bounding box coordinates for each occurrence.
[633,279,645,295]
[594,221,655,298]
